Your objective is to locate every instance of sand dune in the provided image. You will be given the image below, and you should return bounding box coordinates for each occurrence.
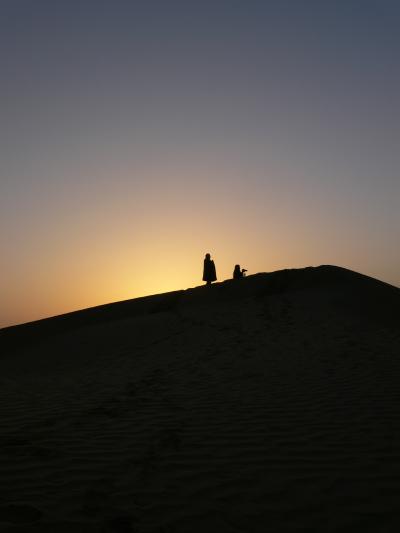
[1,265,400,532]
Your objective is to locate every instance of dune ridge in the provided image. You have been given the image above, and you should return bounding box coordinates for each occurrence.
[0,265,400,532]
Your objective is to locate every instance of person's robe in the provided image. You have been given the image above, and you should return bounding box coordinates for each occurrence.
[203,258,217,282]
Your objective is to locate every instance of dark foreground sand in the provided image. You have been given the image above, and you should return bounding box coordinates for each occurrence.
[1,266,400,533]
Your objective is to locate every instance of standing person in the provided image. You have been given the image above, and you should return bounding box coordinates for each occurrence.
[203,253,217,285]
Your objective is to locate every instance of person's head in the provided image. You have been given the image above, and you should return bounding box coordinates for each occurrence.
[234,264,240,270]
[205,253,211,259]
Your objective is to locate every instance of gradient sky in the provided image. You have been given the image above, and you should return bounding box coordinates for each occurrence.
[1,0,399,328]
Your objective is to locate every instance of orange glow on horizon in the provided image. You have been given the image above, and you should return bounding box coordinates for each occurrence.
[2,144,399,329]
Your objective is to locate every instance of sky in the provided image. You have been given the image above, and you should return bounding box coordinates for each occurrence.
[1,0,399,328]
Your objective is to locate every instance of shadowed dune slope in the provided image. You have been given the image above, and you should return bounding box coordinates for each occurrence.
[0,265,400,532]
[1,265,399,350]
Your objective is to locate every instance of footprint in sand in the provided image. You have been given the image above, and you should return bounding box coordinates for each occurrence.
[0,503,42,524]
[125,382,137,397]
[82,479,116,517]
[89,397,122,419]
[1,436,31,448]
[101,513,135,533]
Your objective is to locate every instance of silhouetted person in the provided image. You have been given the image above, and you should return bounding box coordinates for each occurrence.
[233,264,247,279]
[203,253,217,285]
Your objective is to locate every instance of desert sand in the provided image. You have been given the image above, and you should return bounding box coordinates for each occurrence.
[1,265,400,532]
